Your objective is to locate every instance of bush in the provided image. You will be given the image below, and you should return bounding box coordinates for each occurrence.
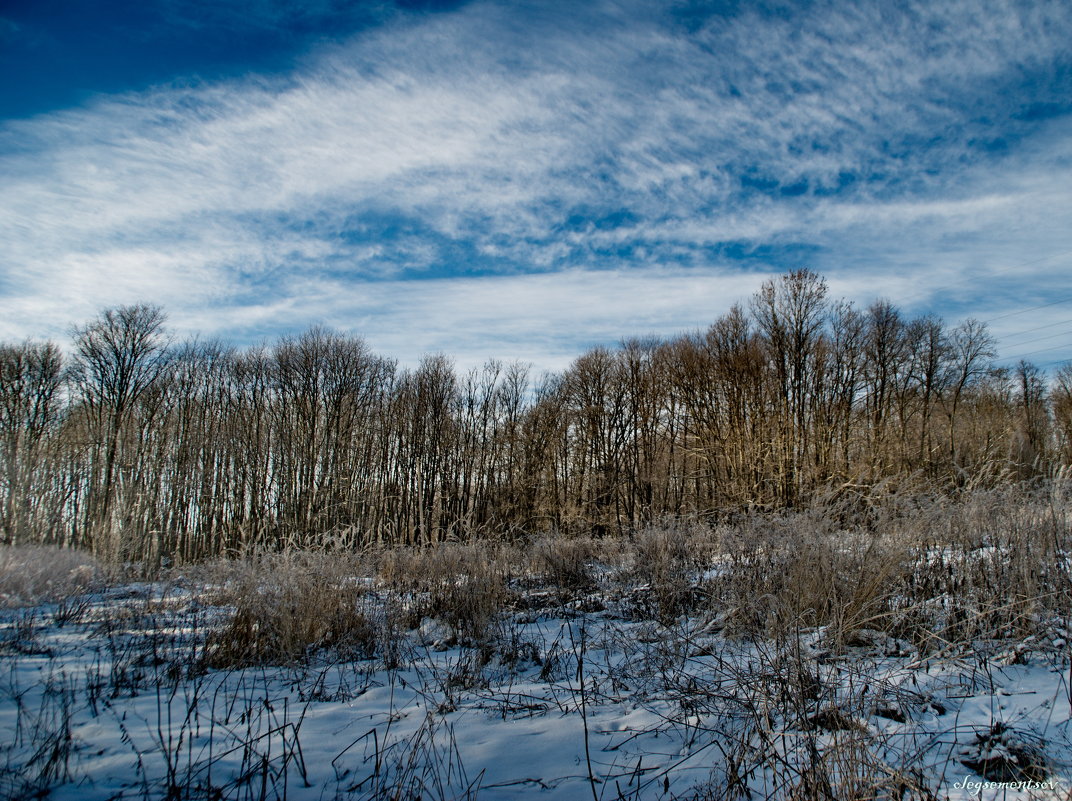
[203,551,378,668]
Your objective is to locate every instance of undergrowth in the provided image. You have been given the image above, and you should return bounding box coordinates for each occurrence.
[0,481,1069,799]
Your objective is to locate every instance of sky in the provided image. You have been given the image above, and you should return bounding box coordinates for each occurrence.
[1,0,1071,374]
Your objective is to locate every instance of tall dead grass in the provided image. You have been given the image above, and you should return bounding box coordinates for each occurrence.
[705,481,1072,648]
[4,483,1069,800]
[190,481,1070,669]
[376,541,513,642]
[0,545,101,607]
[201,550,378,668]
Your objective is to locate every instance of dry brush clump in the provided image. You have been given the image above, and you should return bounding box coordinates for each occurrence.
[0,545,102,608]
[700,482,1072,649]
[528,535,605,595]
[201,549,380,668]
[198,541,523,670]
[879,483,1072,650]
[375,541,515,644]
[703,513,913,643]
[623,523,720,623]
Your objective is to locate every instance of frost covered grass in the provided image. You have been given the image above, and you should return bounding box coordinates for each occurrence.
[1,483,1071,799]
[0,545,102,608]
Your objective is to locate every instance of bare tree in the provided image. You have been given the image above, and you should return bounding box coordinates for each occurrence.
[0,341,64,544]
[69,304,169,556]
[751,269,829,504]
[1,271,1063,561]
[905,315,949,473]
[862,301,907,472]
[1012,360,1047,477]
[563,347,636,534]
[1053,363,1072,466]
[942,318,996,479]
[816,301,864,482]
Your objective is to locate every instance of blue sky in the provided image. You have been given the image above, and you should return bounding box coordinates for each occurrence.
[2,0,1071,373]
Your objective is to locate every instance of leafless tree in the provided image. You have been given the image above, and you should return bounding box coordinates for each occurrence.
[942,318,997,478]
[68,304,169,557]
[0,341,64,544]
[751,269,829,505]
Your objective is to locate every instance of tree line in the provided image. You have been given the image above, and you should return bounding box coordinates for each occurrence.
[2,270,1071,563]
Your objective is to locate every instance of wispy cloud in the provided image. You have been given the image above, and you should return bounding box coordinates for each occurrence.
[1,0,1070,369]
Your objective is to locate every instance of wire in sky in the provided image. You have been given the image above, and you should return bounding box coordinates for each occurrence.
[892,247,1072,310]
[998,317,1072,341]
[1000,341,1072,363]
[985,295,1072,324]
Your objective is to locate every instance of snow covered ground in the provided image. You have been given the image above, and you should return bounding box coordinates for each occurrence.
[2,576,1070,800]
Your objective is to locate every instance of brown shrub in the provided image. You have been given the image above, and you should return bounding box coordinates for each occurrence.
[0,545,101,607]
[202,550,377,668]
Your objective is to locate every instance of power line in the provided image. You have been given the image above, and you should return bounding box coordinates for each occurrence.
[1027,358,1071,369]
[893,247,1072,309]
[1000,326,1072,351]
[1000,341,1072,363]
[998,317,1072,341]
[984,295,1072,324]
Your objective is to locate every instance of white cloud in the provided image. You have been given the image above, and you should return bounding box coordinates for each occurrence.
[1,0,1070,367]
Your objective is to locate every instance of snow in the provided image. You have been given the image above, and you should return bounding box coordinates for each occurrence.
[2,584,1071,800]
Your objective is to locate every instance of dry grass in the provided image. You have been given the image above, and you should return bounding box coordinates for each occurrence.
[0,545,101,608]
[202,550,379,668]
[701,482,1072,648]
[200,542,519,669]
[163,481,1072,675]
[3,482,1070,800]
[530,535,604,594]
[376,541,513,643]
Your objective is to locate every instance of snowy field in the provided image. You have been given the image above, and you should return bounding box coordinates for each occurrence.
[2,546,1070,801]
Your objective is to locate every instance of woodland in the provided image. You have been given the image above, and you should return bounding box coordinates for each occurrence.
[1,269,1069,563]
